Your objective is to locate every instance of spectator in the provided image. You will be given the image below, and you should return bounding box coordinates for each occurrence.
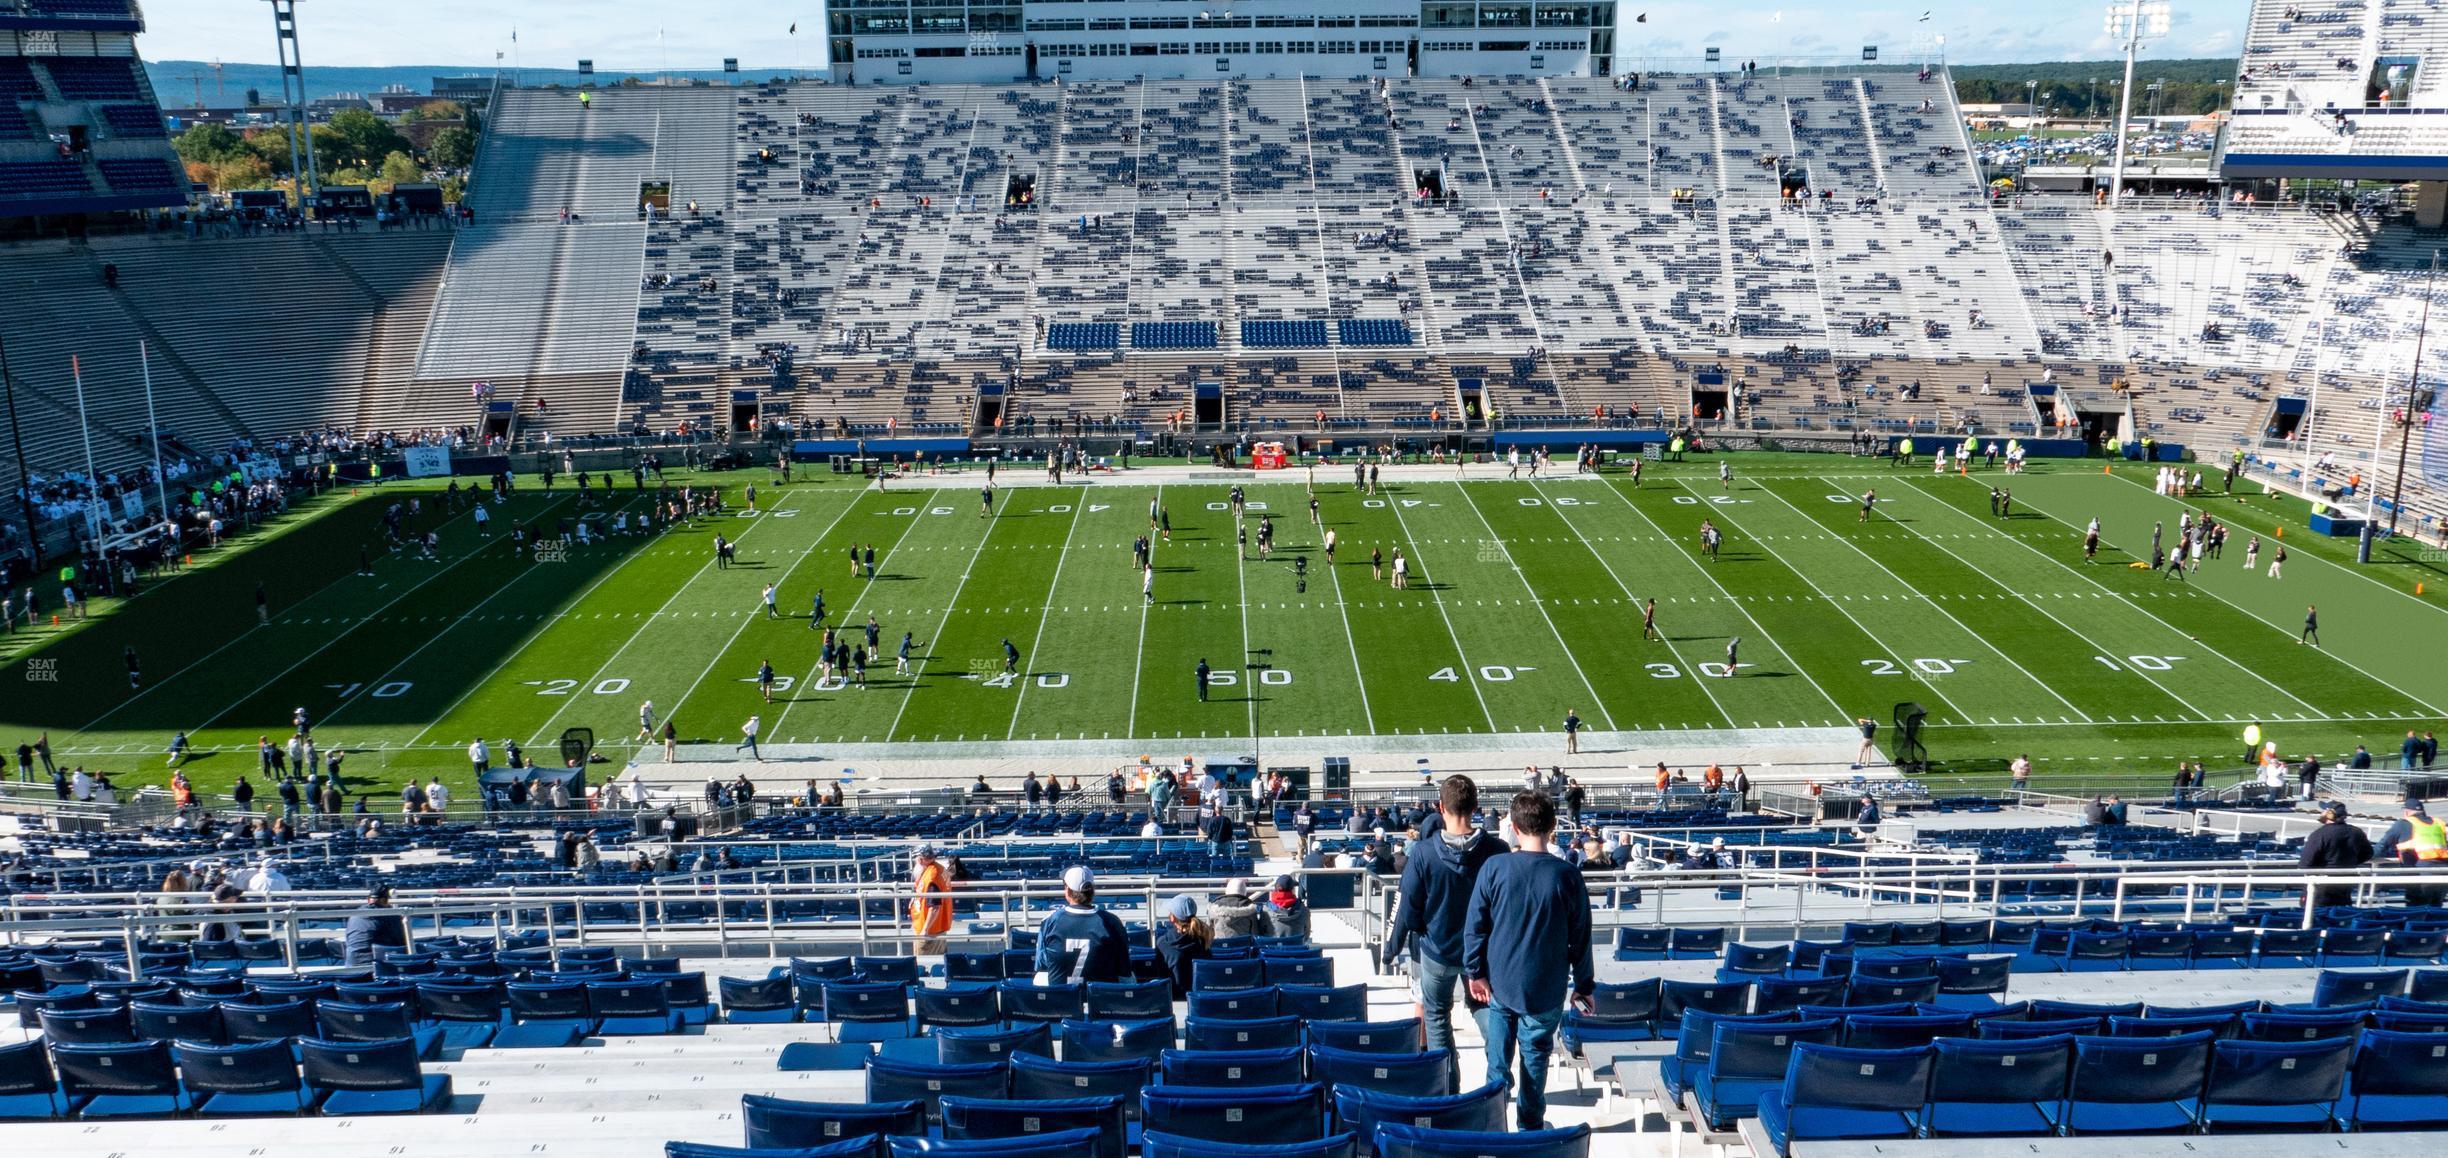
[911,844,952,955]
[1387,773,1503,1094]
[1153,893,1211,998]
[1463,790,1595,1131]
[195,884,248,944]
[1209,877,1261,940]
[1262,874,1311,940]
[1034,866,1128,983]
[2383,801,2447,907]
[342,883,408,965]
[1293,801,1317,856]
[2299,803,2374,909]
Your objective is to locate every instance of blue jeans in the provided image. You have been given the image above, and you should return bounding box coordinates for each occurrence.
[1476,1002,1565,1128]
[1413,954,1467,1093]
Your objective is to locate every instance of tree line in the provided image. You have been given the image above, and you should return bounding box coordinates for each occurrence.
[172,102,479,203]
[1952,59,2241,119]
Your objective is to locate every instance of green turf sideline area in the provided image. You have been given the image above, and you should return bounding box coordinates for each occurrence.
[2,454,2441,800]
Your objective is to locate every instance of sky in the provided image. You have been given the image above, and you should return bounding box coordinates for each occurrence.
[134,0,2245,70]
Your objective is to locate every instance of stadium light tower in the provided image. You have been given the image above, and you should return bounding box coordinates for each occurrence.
[266,0,320,204]
[2104,0,2171,203]
[2385,251,2441,537]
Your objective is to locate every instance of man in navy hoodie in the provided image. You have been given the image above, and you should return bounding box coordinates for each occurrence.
[1464,790,1596,1130]
[1389,774,1506,1093]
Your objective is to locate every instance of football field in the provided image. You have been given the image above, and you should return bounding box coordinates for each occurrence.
[7,453,2446,794]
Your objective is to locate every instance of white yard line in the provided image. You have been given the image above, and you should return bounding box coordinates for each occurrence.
[521,487,849,747]
[880,495,1008,742]
[1232,499,1260,744]
[1125,484,1163,740]
[1667,478,1979,724]
[400,497,654,748]
[1599,478,1850,719]
[2104,469,2448,623]
[1004,495,1091,738]
[1748,479,2092,722]
[766,491,938,739]
[1526,477,1738,727]
[658,494,873,745]
[1447,482,1617,731]
[339,492,652,733]
[1318,510,1380,736]
[1381,483,1501,733]
[1897,476,2345,717]
[70,496,496,737]
[1841,478,2220,722]
[171,496,571,740]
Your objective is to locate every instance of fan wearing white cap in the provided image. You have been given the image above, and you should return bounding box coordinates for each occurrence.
[1032,865,1131,985]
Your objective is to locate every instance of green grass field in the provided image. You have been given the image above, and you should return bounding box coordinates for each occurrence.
[5,453,2444,797]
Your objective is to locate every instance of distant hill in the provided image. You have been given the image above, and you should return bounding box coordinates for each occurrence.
[142,60,825,108]
[1950,58,2240,117]
[141,57,2240,117]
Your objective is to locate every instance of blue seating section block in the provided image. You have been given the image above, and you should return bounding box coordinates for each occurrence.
[97,103,163,137]
[1046,323,1120,351]
[96,157,180,193]
[1242,320,1330,348]
[1131,321,1218,350]
[40,55,142,100]
[0,160,92,200]
[1337,319,1414,347]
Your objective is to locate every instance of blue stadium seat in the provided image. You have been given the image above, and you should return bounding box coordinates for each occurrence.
[1279,984,1367,1022]
[2386,931,2445,965]
[1060,1017,1177,1064]
[52,1040,190,1117]
[1611,928,1668,962]
[37,1004,132,1044]
[1982,1016,2103,1040]
[221,998,316,1043]
[1009,1052,1153,1112]
[721,973,799,1023]
[1658,981,1750,1030]
[1670,928,1726,959]
[1756,1043,1933,1155]
[1308,1019,1421,1055]
[2033,1000,2140,1021]
[589,977,681,1035]
[2241,1009,2366,1042]
[498,980,594,1048]
[1192,959,1268,992]
[314,999,444,1057]
[1721,943,1790,978]
[670,1140,882,1158]
[1848,956,1935,982]
[855,957,923,986]
[1694,1017,1840,1128]
[1087,979,1173,1020]
[1753,978,1843,1016]
[129,1000,225,1046]
[1843,1012,1970,1049]
[2064,1030,2212,1134]
[946,954,1004,984]
[2313,968,2407,1006]
[416,979,506,1048]
[175,1039,311,1115]
[2199,1036,2352,1131]
[943,1095,1126,1158]
[741,1095,927,1149]
[914,983,1003,1030]
[1926,1034,2071,1135]
[1307,1044,1451,1098]
[1189,988,1281,1022]
[1332,1083,1504,1157]
[2255,928,2321,969]
[1930,956,2011,1007]
[777,1042,877,1072]
[0,1039,63,1120]
[1371,1123,1588,1158]
[1844,922,1896,947]
[1142,1134,1355,1158]
[2321,929,2387,968]
[1184,1013,1301,1052]
[2109,1012,2239,1039]
[1162,1047,1303,1086]
[937,1022,1052,1065]
[2411,969,2448,1003]
[1263,957,1334,987]
[823,981,915,1040]
[1846,977,1940,1006]
[865,1056,1009,1126]
[300,1036,452,1114]
[888,1128,1109,1158]
[1141,1083,1325,1143]
[2061,931,2131,973]
[1000,981,1085,1025]
[1940,920,1993,947]
[2128,930,2195,970]
[1658,1011,1785,1105]
[2190,930,2254,968]
[2346,1028,2448,1128]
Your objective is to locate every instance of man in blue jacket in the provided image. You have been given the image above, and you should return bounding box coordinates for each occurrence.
[1389,774,1506,1093]
[1034,866,1130,984]
[1464,790,1596,1130]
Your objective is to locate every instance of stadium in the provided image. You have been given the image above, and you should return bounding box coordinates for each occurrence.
[3,0,2448,1155]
